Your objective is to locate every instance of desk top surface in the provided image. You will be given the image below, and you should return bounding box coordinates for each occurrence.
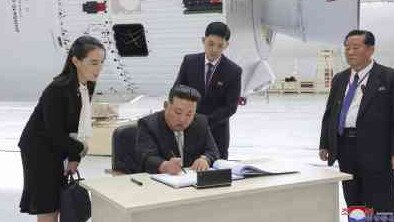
[82,161,351,212]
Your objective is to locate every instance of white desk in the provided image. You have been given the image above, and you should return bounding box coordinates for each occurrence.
[82,165,351,222]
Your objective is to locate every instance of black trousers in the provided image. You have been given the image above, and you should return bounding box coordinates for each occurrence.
[210,121,230,160]
[337,135,394,212]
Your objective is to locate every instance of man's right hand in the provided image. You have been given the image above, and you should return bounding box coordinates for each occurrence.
[319,149,330,161]
[159,158,182,175]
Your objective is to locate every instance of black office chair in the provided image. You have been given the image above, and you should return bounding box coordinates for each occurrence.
[111,122,142,174]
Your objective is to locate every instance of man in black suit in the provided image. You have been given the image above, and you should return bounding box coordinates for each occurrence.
[174,22,242,159]
[319,30,394,212]
[136,85,220,175]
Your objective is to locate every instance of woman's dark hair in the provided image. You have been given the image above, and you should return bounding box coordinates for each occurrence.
[58,35,106,77]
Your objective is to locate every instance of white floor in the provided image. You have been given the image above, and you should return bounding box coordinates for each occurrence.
[0,94,349,222]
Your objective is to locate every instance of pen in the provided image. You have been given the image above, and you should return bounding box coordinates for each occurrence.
[170,151,187,174]
[130,177,143,186]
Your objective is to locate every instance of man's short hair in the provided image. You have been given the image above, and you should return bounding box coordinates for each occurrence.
[344,30,375,46]
[205,22,231,41]
[169,85,201,103]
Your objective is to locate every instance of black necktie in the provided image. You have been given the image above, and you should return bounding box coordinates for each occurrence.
[205,63,214,89]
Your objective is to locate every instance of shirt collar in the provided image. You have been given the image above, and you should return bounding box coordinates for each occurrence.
[351,60,374,82]
[173,131,184,137]
[205,55,221,66]
[79,82,88,90]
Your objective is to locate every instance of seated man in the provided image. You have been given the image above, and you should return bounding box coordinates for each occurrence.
[136,85,220,175]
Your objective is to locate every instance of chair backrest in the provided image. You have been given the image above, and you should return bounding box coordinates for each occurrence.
[111,122,142,174]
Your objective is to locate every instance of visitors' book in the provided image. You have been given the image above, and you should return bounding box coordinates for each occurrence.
[212,160,298,178]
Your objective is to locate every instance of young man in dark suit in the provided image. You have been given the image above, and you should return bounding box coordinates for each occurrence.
[174,22,242,159]
[319,30,394,212]
[135,85,220,175]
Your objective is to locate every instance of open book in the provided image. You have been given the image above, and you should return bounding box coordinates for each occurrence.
[150,169,241,188]
[150,160,298,188]
[212,160,298,178]
[151,170,197,188]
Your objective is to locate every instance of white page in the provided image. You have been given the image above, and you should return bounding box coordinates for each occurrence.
[151,171,197,188]
[151,168,243,188]
[248,162,298,174]
[213,160,298,176]
[212,160,247,176]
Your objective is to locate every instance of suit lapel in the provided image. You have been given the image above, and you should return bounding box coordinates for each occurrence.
[329,70,351,128]
[183,120,195,154]
[69,78,82,125]
[197,53,207,96]
[75,87,82,112]
[206,55,226,95]
[357,64,382,119]
[183,120,196,157]
[336,70,351,109]
[183,128,190,156]
[210,59,224,91]
[159,113,178,158]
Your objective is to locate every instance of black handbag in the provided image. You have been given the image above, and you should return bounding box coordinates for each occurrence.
[60,171,91,222]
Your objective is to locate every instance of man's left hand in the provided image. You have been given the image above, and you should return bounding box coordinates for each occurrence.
[190,157,209,171]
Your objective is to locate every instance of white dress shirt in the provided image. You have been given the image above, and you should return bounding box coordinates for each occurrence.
[344,61,374,128]
[205,55,221,84]
[77,83,92,142]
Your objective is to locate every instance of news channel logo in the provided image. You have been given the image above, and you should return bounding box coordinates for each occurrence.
[342,206,394,222]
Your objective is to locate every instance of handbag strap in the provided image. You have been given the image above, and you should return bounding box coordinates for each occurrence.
[66,170,85,184]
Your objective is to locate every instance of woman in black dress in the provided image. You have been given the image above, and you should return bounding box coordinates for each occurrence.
[18,36,105,222]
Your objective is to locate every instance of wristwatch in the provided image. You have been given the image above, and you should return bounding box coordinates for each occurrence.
[200,155,210,166]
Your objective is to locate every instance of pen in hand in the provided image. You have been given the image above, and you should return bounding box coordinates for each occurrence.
[180,167,187,174]
[130,177,143,186]
[170,151,187,174]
